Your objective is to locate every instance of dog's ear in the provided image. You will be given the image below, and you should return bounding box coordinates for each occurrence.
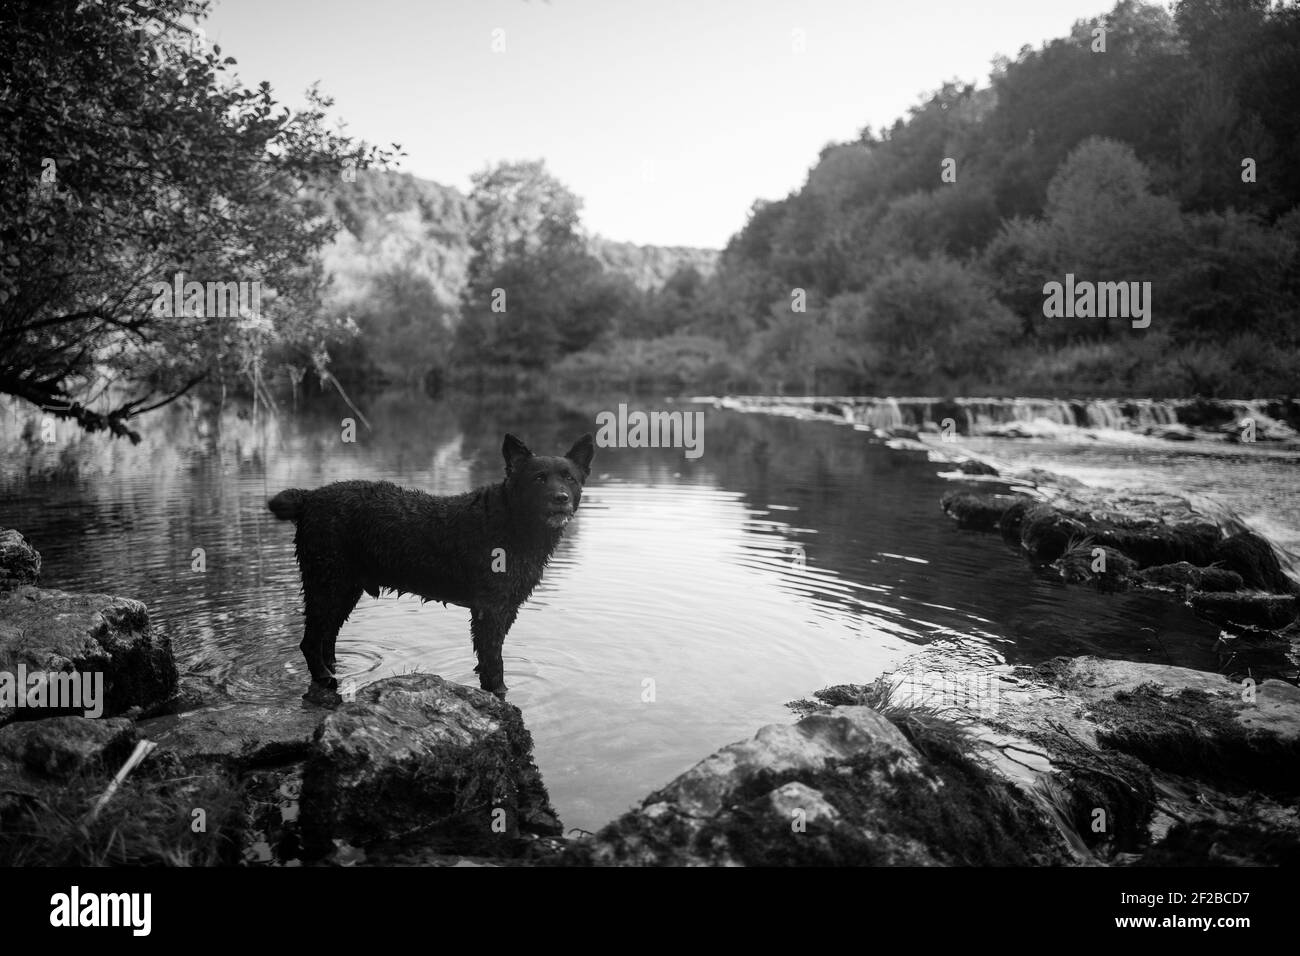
[565,433,595,478]
[503,433,533,474]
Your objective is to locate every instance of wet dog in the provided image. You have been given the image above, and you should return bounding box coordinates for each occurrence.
[268,433,594,700]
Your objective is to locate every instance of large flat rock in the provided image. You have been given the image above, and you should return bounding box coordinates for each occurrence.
[141,703,325,768]
[871,647,1300,864]
[564,703,1072,866]
[299,674,561,859]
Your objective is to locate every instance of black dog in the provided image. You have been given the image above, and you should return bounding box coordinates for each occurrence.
[268,433,594,699]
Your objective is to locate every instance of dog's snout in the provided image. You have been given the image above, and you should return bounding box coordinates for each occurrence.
[551,489,570,504]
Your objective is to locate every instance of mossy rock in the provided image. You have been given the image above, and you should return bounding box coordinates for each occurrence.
[1213,531,1298,594]
[941,491,1012,532]
[1137,562,1243,592]
[1020,506,1088,564]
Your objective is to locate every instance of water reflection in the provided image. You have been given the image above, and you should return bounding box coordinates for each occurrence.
[0,390,1285,830]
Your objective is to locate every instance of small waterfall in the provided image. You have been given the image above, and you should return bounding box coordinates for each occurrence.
[958,397,1185,435]
[709,394,1294,441]
[859,397,903,431]
[1143,400,1179,427]
[954,398,1075,434]
[1085,400,1126,430]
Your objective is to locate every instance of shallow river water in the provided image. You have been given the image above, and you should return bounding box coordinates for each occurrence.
[2,391,1296,832]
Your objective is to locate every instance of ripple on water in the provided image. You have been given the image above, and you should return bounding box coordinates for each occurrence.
[8,399,1288,831]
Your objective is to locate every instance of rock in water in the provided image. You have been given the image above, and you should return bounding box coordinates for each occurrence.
[1213,531,1298,595]
[0,530,41,590]
[1055,545,1135,592]
[1020,505,1088,564]
[1137,562,1243,592]
[955,459,999,476]
[940,491,1012,531]
[1190,591,1300,631]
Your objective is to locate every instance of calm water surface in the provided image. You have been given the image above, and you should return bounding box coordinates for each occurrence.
[2,391,1294,831]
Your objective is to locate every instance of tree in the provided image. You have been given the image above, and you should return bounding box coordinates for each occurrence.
[849,257,1020,386]
[1044,137,1183,271]
[635,265,704,339]
[453,160,620,372]
[865,184,1002,265]
[332,263,453,387]
[462,160,585,289]
[1169,209,1298,341]
[0,0,396,440]
[983,216,1059,338]
[985,138,1185,342]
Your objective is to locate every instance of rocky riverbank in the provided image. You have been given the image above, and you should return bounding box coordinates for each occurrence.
[3,522,1297,866]
[0,529,559,866]
[941,485,1299,635]
[563,647,1300,865]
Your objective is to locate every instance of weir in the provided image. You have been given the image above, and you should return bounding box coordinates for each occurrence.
[705,395,1300,440]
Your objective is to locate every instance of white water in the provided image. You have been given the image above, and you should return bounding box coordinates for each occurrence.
[705,395,1300,443]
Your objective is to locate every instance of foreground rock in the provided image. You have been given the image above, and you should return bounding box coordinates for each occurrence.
[0,714,138,777]
[141,702,323,769]
[140,673,564,864]
[0,531,178,725]
[0,715,138,818]
[562,703,1073,866]
[300,674,562,859]
[860,646,1300,865]
[3,670,564,866]
[0,586,179,724]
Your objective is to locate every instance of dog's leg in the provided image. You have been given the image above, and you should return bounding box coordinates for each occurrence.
[323,585,363,673]
[299,607,334,690]
[300,580,358,691]
[470,605,519,698]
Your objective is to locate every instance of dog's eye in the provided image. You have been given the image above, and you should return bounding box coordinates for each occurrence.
[534,474,547,483]
[565,474,576,482]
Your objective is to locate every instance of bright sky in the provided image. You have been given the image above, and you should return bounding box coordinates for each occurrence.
[205,0,1108,249]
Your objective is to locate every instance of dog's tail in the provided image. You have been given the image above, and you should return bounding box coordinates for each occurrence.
[268,489,308,521]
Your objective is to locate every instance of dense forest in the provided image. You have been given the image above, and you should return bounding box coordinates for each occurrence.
[359,0,1298,399]
[665,0,1300,398]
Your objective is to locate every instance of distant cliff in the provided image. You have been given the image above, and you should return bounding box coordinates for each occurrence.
[320,170,717,312]
[587,237,719,291]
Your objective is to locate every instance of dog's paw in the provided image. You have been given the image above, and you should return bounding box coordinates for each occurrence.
[303,679,342,708]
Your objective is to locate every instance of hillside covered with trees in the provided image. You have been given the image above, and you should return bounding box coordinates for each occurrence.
[412,0,1300,398]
